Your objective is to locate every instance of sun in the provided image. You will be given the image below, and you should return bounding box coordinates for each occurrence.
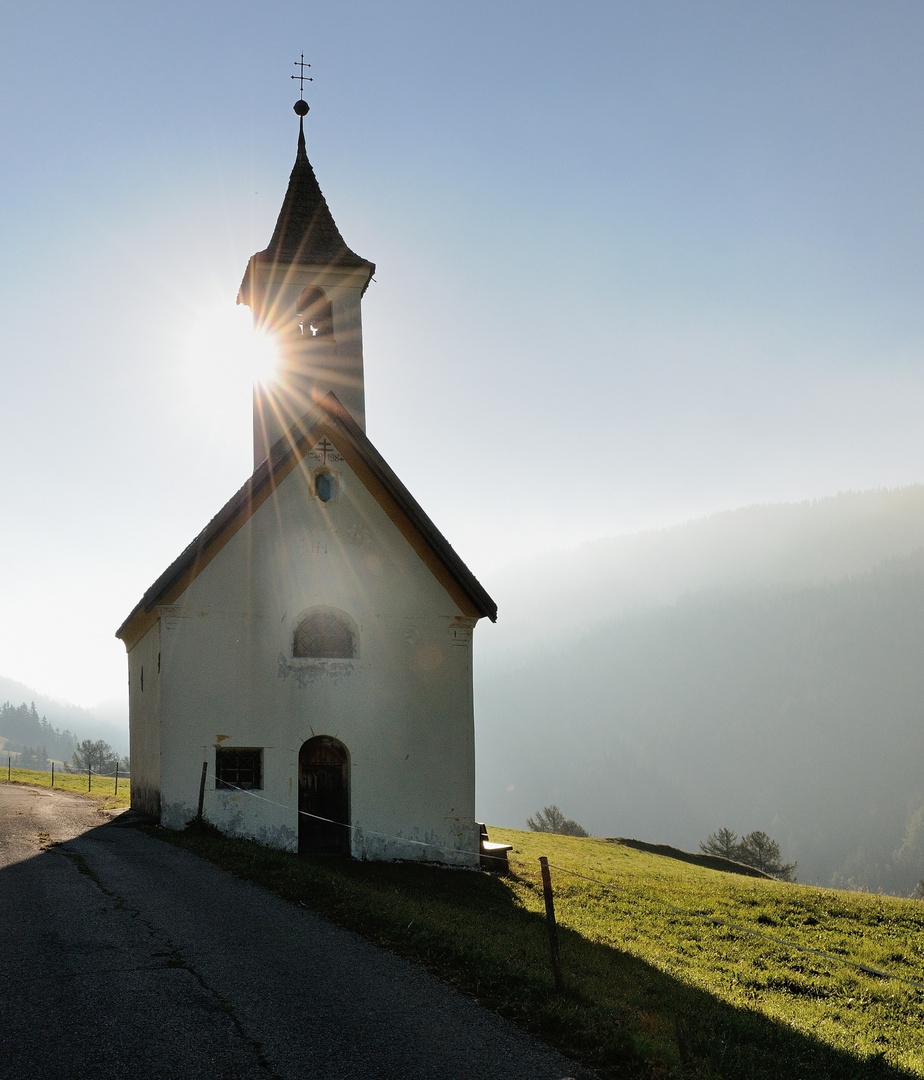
[245,322,281,387]
[228,303,280,387]
[171,296,283,438]
[180,299,281,390]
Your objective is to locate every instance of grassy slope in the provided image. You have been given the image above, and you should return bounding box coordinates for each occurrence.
[498,829,924,1076]
[151,822,924,1079]
[1,767,130,809]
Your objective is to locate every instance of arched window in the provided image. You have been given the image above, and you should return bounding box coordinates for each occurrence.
[293,611,356,659]
[296,286,334,340]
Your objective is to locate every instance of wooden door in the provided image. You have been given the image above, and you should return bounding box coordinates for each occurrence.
[298,737,350,856]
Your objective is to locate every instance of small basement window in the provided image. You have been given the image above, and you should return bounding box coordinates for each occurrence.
[216,747,263,790]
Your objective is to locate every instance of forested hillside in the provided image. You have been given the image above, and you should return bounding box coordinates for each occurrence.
[475,487,924,894]
[0,675,128,768]
[0,701,77,764]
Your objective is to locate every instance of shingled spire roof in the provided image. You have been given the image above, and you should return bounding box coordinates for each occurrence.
[238,118,373,302]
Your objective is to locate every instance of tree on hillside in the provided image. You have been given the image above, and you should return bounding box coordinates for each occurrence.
[700,827,796,880]
[18,745,49,770]
[737,831,796,879]
[700,828,740,860]
[70,739,121,776]
[527,805,589,837]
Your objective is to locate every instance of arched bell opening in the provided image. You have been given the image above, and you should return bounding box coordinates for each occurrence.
[296,286,334,341]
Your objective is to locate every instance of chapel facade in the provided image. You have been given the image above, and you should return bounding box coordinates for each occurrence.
[115,97,496,863]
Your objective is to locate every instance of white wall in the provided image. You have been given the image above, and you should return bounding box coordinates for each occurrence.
[156,441,480,865]
[127,620,161,817]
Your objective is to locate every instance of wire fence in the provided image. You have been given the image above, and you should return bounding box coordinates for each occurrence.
[7,754,919,1016]
[209,771,924,995]
[3,759,129,797]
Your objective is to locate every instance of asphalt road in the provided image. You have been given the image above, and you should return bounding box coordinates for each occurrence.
[0,783,593,1080]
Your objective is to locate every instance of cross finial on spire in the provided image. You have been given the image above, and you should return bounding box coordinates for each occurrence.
[292,53,313,99]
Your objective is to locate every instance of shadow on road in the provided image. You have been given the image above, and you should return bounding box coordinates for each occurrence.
[156,821,922,1079]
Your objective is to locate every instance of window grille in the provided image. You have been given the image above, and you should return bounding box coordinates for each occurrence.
[293,612,355,659]
[216,748,263,790]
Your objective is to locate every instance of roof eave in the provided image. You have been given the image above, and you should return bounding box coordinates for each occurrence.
[237,252,375,308]
[116,395,496,648]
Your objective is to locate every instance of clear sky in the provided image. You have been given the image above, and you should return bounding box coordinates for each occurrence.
[3,1,924,710]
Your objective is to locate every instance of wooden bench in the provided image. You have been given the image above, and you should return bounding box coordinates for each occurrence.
[478,822,513,874]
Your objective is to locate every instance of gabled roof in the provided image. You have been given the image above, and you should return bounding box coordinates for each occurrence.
[116,393,497,649]
[238,122,374,304]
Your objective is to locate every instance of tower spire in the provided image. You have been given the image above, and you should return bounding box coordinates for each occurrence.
[238,67,375,466]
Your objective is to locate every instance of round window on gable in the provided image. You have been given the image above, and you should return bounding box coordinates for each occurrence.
[313,468,339,504]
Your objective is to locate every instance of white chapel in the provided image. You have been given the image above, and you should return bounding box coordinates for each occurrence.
[116,94,496,863]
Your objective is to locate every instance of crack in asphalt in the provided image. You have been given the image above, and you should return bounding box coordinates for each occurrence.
[55,839,285,1080]
[2,785,593,1080]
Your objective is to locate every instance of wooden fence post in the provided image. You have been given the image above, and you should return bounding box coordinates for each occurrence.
[538,856,565,993]
[196,760,208,827]
[114,763,119,797]
[87,765,92,792]
[7,756,10,781]
[51,761,55,787]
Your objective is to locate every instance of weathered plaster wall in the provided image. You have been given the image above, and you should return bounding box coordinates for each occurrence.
[127,621,162,818]
[156,442,480,865]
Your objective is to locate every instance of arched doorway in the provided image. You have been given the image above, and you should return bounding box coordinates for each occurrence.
[298,736,350,856]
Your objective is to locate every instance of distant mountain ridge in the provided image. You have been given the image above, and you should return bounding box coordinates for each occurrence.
[481,485,924,655]
[475,486,924,894]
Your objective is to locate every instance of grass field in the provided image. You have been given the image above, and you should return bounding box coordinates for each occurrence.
[0,766,130,809]
[153,822,924,1078]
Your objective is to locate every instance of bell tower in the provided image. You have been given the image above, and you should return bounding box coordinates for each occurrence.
[238,79,375,468]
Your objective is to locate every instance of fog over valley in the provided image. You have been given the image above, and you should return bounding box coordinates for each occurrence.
[0,676,129,759]
[475,485,924,895]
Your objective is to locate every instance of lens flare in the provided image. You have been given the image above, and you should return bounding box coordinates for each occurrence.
[177,299,282,416]
[247,325,281,387]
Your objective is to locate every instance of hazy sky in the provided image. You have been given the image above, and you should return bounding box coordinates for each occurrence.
[3,1,924,709]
